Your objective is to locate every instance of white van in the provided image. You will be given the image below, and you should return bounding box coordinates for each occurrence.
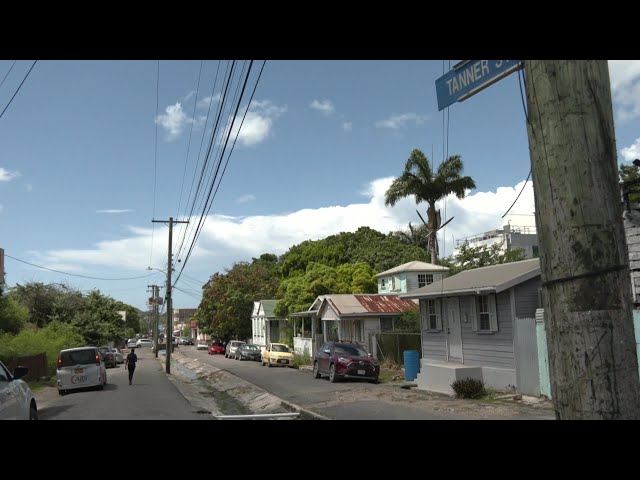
[56,347,107,396]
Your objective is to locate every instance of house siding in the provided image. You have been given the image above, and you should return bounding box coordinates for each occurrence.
[419,299,447,362]
[514,277,541,318]
[461,291,515,369]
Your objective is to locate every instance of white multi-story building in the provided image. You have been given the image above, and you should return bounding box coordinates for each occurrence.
[453,221,539,259]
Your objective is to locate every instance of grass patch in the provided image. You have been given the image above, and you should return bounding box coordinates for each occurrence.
[378,369,399,384]
[26,377,57,392]
[293,349,312,368]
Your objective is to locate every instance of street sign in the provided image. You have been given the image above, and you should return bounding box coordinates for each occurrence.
[435,60,523,111]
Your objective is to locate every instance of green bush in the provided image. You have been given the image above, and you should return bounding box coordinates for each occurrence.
[0,321,85,375]
[293,347,312,367]
[451,377,487,399]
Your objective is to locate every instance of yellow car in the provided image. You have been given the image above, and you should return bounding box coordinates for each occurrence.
[262,343,295,368]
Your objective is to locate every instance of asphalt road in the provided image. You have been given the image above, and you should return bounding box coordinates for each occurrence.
[38,349,210,420]
[179,346,479,420]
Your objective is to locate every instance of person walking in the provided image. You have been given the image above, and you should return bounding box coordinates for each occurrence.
[125,348,138,385]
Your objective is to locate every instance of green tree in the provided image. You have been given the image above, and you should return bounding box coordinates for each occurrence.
[0,287,29,334]
[620,162,640,203]
[70,290,126,345]
[384,149,476,264]
[440,240,526,275]
[394,305,420,332]
[197,260,280,341]
[9,282,61,328]
[392,222,429,250]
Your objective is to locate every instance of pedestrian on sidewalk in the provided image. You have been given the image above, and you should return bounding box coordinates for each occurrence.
[125,348,138,385]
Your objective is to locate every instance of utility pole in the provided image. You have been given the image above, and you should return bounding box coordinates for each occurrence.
[153,217,188,374]
[524,60,640,419]
[148,284,160,358]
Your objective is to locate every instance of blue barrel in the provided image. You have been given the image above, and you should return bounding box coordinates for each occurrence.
[403,350,419,381]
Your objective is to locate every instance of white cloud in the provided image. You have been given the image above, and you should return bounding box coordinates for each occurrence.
[609,60,640,122]
[229,99,287,147]
[621,137,640,162]
[37,177,536,283]
[310,99,335,115]
[26,184,33,192]
[342,121,353,131]
[376,113,429,129]
[237,194,256,203]
[0,167,21,182]
[96,209,134,214]
[155,103,188,141]
[198,93,222,109]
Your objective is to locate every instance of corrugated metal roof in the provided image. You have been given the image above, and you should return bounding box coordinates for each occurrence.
[402,258,540,298]
[376,261,449,277]
[260,300,279,318]
[326,294,417,316]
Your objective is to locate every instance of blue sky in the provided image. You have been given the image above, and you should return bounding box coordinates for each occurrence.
[1,60,639,312]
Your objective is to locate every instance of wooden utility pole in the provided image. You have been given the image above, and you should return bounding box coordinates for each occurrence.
[153,217,188,374]
[525,60,640,419]
[148,284,160,358]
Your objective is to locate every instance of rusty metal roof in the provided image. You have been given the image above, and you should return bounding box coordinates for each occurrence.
[326,294,417,316]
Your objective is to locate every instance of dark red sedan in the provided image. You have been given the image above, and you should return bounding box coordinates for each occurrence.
[208,343,225,355]
[313,341,379,383]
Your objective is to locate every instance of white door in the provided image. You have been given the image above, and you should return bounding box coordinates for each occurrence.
[446,297,463,362]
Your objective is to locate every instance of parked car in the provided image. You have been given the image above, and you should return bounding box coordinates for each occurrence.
[126,339,138,348]
[179,337,194,345]
[261,343,294,367]
[56,347,107,395]
[110,347,124,364]
[313,341,379,383]
[208,342,225,355]
[0,359,38,420]
[98,346,117,368]
[135,338,153,348]
[225,340,245,359]
[235,343,261,361]
[196,341,209,351]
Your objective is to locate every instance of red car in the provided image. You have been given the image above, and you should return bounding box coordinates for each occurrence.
[208,343,225,355]
[313,341,379,383]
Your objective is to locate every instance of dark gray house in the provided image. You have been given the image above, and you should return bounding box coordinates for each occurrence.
[402,259,541,395]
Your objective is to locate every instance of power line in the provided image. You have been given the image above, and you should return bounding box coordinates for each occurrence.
[0,60,37,121]
[5,253,157,281]
[0,60,17,90]
[150,60,160,268]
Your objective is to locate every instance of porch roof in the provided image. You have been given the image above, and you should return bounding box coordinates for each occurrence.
[401,258,540,299]
[376,260,449,277]
[289,309,318,317]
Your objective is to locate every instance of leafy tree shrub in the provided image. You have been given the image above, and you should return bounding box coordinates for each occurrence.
[451,377,487,399]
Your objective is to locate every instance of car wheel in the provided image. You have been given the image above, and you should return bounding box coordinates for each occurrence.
[58,390,66,396]
[329,363,338,383]
[238,354,243,361]
[29,403,38,420]
[313,361,321,379]
[369,377,379,384]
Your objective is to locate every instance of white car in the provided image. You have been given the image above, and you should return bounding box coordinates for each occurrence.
[196,341,208,351]
[135,338,153,348]
[110,347,124,364]
[0,359,38,420]
[56,347,107,395]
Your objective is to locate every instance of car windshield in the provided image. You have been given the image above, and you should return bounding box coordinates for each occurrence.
[272,344,290,352]
[60,349,97,367]
[334,344,369,356]
[244,345,259,351]
[232,341,244,346]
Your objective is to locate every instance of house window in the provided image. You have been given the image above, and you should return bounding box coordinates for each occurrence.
[391,277,396,290]
[532,245,539,258]
[421,299,441,331]
[472,294,498,333]
[380,317,394,332]
[381,278,386,289]
[418,273,434,288]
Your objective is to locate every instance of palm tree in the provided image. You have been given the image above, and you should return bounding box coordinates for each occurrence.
[385,148,476,264]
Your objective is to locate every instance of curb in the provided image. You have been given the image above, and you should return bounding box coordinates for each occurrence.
[159,351,329,419]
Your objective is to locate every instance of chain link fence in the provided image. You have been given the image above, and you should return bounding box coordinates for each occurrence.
[371,332,421,366]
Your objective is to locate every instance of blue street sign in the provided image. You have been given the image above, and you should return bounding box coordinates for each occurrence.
[435,60,523,111]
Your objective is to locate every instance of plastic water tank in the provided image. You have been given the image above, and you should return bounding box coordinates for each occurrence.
[404,350,419,381]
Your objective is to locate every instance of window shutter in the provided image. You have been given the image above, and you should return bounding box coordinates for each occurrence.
[436,299,442,330]
[470,296,478,332]
[420,300,428,330]
[489,294,498,332]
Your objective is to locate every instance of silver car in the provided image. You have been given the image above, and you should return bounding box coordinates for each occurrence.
[225,340,246,358]
[0,360,38,420]
[56,347,107,396]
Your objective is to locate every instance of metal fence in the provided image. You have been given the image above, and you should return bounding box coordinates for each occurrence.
[8,352,48,380]
[371,332,421,366]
